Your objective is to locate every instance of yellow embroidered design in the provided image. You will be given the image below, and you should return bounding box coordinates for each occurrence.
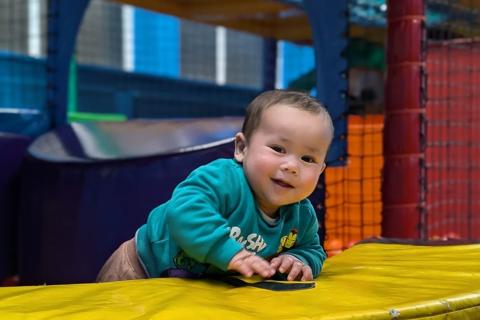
[277,229,298,253]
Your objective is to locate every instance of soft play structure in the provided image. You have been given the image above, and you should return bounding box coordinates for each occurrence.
[2,6,480,320]
[1,242,479,319]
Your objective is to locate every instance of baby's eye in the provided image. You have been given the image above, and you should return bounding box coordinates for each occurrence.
[270,145,285,153]
[301,155,317,164]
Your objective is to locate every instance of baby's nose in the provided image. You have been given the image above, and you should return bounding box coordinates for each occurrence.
[280,158,299,175]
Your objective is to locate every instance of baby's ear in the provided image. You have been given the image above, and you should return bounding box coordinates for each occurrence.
[234,132,247,162]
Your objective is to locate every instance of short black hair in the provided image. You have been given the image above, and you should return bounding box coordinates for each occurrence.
[242,89,334,141]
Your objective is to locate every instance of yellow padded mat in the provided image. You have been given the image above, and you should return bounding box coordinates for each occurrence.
[1,243,479,319]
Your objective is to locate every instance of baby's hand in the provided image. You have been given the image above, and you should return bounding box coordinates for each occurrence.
[270,254,313,281]
[227,249,275,278]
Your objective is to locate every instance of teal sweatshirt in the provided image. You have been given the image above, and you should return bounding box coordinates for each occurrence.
[136,158,326,278]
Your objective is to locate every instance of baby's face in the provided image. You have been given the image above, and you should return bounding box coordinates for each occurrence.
[235,104,331,216]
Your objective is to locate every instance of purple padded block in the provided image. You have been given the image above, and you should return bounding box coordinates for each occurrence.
[0,133,31,280]
[18,118,242,284]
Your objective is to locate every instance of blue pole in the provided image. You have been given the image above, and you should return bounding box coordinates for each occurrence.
[262,38,277,90]
[302,0,348,166]
[46,0,90,127]
[302,0,349,246]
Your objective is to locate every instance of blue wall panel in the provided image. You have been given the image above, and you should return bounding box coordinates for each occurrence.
[134,10,180,77]
[0,53,49,137]
[0,55,259,127]
[76,64,259,118]
[0,53,46,111]
[282,42,315,89]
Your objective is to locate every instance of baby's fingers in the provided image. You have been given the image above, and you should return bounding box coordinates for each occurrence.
[277,255,296,273]
[300,266,313,281]
[233,261,254,277]
[269,256,283,270]
[247,256,275,278]
[286,260,304,281]
[228,250,253,276]
[229,254,275,278]
[272,255,313,281]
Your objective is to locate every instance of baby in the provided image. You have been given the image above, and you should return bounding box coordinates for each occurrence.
[97,89,334,282]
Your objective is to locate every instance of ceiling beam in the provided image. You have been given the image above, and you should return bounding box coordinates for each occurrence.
[115,0,385,45]
[350,25,385,44]
[184,0,288,17]
[115,0,185,17]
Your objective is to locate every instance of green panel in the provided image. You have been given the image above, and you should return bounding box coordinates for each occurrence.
[68,112,127,122]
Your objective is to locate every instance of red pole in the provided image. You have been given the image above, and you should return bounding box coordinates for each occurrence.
[382,0,426,239]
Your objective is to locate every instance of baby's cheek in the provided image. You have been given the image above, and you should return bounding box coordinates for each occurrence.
[303,171,322,193]
[252,158,278,178]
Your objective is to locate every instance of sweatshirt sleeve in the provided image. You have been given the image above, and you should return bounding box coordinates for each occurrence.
[165,161,243,271]
[282,204,327,278]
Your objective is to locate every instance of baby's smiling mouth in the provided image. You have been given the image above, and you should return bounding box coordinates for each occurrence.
[271,178,294,188]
